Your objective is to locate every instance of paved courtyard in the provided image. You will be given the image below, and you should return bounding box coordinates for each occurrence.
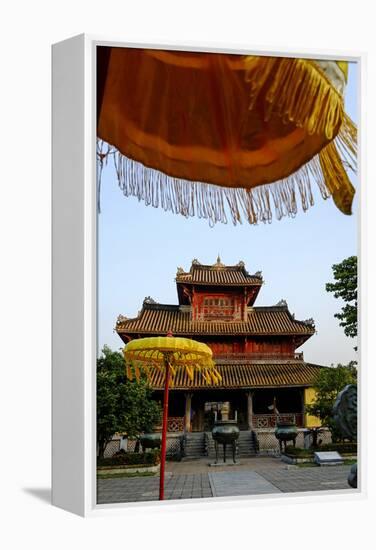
[97,458,355,504]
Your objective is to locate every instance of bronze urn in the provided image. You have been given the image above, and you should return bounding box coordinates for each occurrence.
[274,421,298,453]
[139,433,162,451]
[212,420,240,463]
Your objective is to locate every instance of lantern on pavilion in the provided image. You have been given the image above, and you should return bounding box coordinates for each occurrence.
[97,48,356,225]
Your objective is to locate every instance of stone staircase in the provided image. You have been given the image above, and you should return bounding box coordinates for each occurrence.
[182,431,258,460]
[205,430,258,459]
[182,432,206,460]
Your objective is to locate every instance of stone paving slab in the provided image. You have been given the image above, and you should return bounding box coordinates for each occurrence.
[97,464,355,504]
[257,465,353,493]
[208,471,281,497]
[166,456,282,475]
[97,473,212,504]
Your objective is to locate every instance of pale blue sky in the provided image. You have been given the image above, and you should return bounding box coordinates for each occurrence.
[98,62,358,366]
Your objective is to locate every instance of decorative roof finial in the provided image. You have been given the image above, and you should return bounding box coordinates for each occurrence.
[213,255,224,268]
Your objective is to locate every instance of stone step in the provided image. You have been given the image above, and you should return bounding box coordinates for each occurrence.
[182,432,258,459]
[205,433,257,457]
[184,435,205,458]
[208,443,255,452]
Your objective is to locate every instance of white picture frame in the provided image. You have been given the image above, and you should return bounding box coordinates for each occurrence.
[52,34,365,517]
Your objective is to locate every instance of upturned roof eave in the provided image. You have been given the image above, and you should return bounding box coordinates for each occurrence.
[116,326,315,337]
[175,278,263,286]
[146,361,324,390]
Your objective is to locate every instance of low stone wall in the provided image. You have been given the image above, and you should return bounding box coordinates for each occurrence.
[104,433,183,458]
[103,438,120,457]
[256,428,332,455]
[97,464,160,475]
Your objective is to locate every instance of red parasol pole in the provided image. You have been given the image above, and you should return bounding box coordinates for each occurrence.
[159,355,170,500]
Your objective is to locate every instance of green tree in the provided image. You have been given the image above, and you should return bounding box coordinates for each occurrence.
[97,346,161,458]
[306,362,357,441]
[326,256,357,341]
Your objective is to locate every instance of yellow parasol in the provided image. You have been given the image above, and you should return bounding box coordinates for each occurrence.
[123,333,220,500]
[97,48,356,225]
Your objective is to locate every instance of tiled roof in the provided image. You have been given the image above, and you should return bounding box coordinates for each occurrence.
[148,362,323,390]
[176,259,262,286]
[116,303,315,337]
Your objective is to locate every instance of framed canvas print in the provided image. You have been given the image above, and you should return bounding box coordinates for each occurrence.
[52,35,362,517]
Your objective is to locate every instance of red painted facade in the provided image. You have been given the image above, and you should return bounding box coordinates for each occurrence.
[205,338,295,357]
[192,290,245,321]
[177,276,300,360]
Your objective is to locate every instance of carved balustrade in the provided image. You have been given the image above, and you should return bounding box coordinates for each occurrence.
[252,413,304,429]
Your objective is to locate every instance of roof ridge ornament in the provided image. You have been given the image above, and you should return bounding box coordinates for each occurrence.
[275,299,288,308]
[143,296,158,305]
[116,314,128,325]
[302,317,315,327]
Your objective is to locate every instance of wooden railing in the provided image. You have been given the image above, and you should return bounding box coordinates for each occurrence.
[252,413,304,428]
[167,417,184,432]
[155,416,185,433]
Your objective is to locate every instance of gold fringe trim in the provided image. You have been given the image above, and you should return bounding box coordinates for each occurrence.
[97,119,356,226]
[319,142,355,215]
[245,57,345,140]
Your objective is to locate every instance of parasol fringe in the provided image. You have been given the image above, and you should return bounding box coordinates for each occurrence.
[97,122,356,225]
[245,57,345,140]
[319,141,355,215]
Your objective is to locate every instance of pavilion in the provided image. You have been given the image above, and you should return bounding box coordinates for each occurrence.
[116,258,324,452]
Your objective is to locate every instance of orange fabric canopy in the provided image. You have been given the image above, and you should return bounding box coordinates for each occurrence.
[97,48,356,225]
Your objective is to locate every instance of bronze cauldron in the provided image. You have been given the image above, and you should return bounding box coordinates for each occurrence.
[275,421,298,453]
[212,420,240,463]
[139,433,161,451]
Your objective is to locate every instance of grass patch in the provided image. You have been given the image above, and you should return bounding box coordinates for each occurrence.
[284,443,357,459]
[296,459,356,468]
[284,447,313,458]
[97,471,156,479]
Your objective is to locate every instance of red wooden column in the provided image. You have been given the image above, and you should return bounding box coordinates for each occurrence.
[159,358,170,500]
[247,391,254,429]
[184,393,193,432]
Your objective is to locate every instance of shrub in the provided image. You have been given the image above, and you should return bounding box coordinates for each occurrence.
[284,446,313,458]
[97,450,160,468]
[283,442,357,458]
[317,442,357,454]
